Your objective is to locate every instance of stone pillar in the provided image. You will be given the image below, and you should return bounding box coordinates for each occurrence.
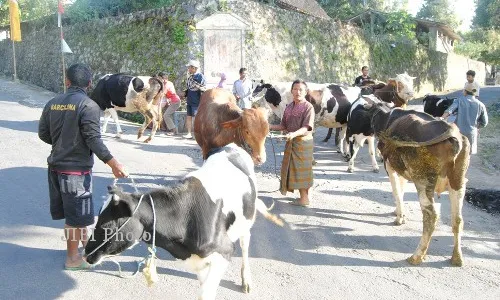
[196,13,250,88]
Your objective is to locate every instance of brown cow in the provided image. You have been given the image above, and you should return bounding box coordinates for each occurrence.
[366,102,470,266]
[194,88,269,165]
[373,72,416,108]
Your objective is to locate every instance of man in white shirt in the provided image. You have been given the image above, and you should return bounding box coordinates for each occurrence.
[232,68,253,109]
[465,70,480,99]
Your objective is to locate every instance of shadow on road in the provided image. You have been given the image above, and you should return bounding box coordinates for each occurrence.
[0,242,76,299]
[0,119,39,133]
[244,195,500,267]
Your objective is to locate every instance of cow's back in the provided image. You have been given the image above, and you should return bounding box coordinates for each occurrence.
[90,74,113,110]
[187,144,257,241]
[194,89,241,156]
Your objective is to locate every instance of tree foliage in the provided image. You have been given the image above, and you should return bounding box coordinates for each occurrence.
[0,0,181,26]
[455,29,500,65]
[66,0,179,22]
[473,0,500,29]
[0,0,58,26]
[318,0,395,20]
[461,0,500,65]
[415,0,460,27]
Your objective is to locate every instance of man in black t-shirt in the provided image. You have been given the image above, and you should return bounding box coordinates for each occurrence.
[354,66,371,86]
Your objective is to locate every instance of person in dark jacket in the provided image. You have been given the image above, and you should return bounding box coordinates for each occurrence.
[38,63,128,270]
[354,66,371,86]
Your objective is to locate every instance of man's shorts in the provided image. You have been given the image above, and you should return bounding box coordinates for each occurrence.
[48,168,94,227]
[186,104,198,117]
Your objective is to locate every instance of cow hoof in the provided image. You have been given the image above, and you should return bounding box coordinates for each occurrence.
[451,250,463,266]
[451,256,463,267]
[406,255,423,265]
[343,156,350,162]
[312,160,317,166]
[143,138,152,143]
[115,134,122,139]
[241,283,250,294]
[394,216,406,225]
[373,168,379,173]
[322,138,329,143]
[347,168,353,173]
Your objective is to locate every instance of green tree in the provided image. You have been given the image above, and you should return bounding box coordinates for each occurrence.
[455,29,500,65]
[473,0,500,29]
[318,0,395,20]
[66,0,178,21]
[384,10,415,39]
[416,0,460,27]
[0,0,58,26]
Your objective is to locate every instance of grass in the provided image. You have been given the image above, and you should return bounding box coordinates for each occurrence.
[478,103,500,170]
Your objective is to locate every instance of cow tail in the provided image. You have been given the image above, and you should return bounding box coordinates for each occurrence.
[449,136,462,156]
[256,198,284,227]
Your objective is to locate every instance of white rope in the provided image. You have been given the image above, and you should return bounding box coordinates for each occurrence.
[109,194,156,279]
[85,194,146,258]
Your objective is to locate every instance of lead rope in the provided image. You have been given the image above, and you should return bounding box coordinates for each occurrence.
[108,194,157,281]
[91,176,157,282]
[263,132,288,193]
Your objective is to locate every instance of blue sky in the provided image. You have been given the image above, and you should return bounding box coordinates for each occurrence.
[407,0,476,31]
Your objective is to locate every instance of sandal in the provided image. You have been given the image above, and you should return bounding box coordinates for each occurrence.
[65,260,92,271]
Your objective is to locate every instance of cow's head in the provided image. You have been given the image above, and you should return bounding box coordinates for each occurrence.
[392,72,416,101]
[251,80,267,98]
[251,83,282,107]
[146,76,164,104]
[305,88,325,114]
[359,80,386,95]
[221,108,269,165]
[131,77,145,93]
[84,186,145,265]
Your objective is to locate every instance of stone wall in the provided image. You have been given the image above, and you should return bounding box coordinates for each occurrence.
[0,0,489,98]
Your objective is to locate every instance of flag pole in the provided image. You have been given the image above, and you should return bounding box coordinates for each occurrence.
[60,23,66,93]
[11,37,17,81]
[58,1,67,93]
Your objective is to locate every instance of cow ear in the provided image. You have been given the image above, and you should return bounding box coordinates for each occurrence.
[108,187,135,217]
[112,196,135,217]
[132,77,145,92]
[221,117,242,129]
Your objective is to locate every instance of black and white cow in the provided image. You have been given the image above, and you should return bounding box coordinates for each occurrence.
[84,144,282,300]
[251,81,328,120]
[305,84,361,155]
[422,94,456,117]
[90,73,163,143]
[345,73,417,173]
[345,96,383,173]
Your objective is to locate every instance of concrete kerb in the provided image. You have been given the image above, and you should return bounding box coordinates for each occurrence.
[0,75,57,108]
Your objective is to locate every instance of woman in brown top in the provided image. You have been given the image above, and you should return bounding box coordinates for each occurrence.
[269,79,315,206]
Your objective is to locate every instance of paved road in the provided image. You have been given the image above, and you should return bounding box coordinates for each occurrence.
[0,78,499,300]
[438,85,500,106]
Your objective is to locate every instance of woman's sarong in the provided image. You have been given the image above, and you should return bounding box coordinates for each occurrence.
[280,135,314,195]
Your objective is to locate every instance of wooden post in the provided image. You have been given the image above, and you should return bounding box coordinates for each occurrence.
[11,39,17,81]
